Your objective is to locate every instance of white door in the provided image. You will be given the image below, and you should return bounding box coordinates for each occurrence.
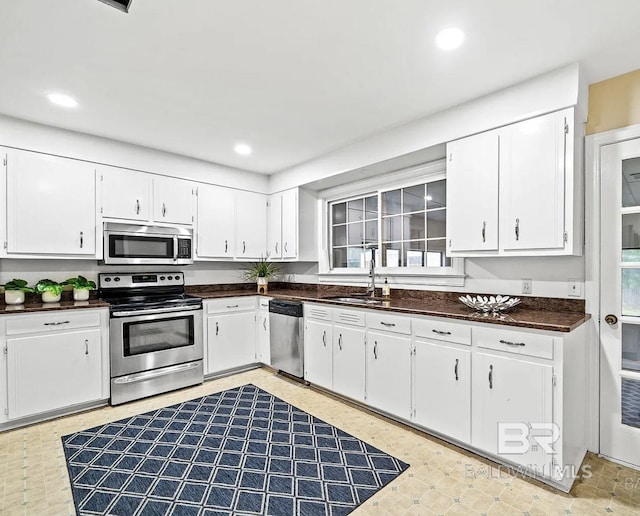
[333,325,366,403]
[600,138,640,468]
[257,311,271,365]
[207,313,256,373]
[304,320,333,389]
[281,188,298,258]
[100,166,151,221]
[153,176,194,225]
[236,190,267,259]
[267,194,282,259]
[197,184,236,258]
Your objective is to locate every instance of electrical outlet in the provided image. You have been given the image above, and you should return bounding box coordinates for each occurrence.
[522,278,532,295]
[568,279,581,297]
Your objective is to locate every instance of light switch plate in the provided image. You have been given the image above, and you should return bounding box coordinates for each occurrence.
[568,279,581,297]
[522,278,532,295]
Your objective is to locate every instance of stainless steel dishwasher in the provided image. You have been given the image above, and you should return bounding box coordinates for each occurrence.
[269,300,304,378]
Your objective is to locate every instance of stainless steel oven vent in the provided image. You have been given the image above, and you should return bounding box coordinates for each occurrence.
[97,0,132,13]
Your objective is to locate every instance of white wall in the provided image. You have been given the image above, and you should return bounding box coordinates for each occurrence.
[0,114,269,193]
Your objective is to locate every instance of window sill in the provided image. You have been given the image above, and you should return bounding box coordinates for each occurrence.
[317,270,466,288]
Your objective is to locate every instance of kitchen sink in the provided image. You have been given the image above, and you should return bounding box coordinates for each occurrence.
[322,296,386,306]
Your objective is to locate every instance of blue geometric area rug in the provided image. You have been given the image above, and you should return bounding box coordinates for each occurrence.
[62,384,409,515]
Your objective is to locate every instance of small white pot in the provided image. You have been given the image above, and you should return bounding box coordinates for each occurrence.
[73,288,90,301]
[41,291,61,303]
[4,290,25,305]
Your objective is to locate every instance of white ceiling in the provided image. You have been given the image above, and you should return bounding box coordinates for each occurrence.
[1,0,640,175]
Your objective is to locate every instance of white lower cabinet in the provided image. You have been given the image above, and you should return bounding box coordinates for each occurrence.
[1,309,109,425]
[304,319,333,390]
[256,298,271,365]
[366,330,412,419]
[413,341,471,444]
[332,325,366,403]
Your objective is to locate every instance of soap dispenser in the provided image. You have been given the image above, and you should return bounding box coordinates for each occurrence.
[382,278,391,298]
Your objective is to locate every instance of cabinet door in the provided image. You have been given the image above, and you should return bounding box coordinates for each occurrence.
[257,311,271,365]
[236,190,267,259]
[281,188,298,258]
[472,352,553,470]
[207,312,256,374]
[304,319,333,390]
[446,131,499,253]
[100,166,151,221]
[414,341,471,443]
[6,329,102,419]
[333,325,366,403]
[366,330,411,418]
[500,110,566,251]
[197,184,236,258]
[7,150,96,255]
[267,194,282,259]
[153,176,194,225]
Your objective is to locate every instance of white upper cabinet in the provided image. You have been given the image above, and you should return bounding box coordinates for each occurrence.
[281,188,298,258]
[235,190,267,259]
[153,175,194,226]
[267,193,283,259]
[446,130,499,253]
[5,148,96,256]
[446,107,581,257]
[197,184,236,258]
[267,187,317,261]
[100,165,151,222]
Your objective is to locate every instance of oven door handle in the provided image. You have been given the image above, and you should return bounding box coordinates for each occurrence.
[113,361,201,384]
[111,305,202,318]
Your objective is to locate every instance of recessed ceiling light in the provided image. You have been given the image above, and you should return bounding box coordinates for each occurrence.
[435,27,465,50]
[47,93,78,108]
[234,143,252,156]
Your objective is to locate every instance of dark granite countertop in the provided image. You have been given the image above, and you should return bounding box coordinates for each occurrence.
[0,283,590,332]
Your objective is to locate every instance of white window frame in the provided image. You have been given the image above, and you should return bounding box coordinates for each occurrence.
[317,159,465,288]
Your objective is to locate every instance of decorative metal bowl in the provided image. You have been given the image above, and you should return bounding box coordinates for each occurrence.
[458,294,521,313]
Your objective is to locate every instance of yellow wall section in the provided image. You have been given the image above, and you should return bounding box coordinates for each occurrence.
[587,69,640,134]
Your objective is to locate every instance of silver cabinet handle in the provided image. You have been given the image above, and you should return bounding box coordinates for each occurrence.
[373,341,378,359]
[380,322,396,327]
[162,202,167,217]
[284,242,288,253]
[489,364,493,389]
[263,319,267,330]
[432,329,451,336]
[482,221,486,243]
[136,199,140,215]
[79,231,84,249]
[499,339,525,347]
[515,218,520,241]
[44,321,70,326]
[216,321,219,336]
[454,358,459,381]
[84,339,89,355]
[338,334,342,350]
[243,241,246,253]
[224,240,228,253]
[275,242,279,254]
[322,330,326,347]
[226,304,239,309]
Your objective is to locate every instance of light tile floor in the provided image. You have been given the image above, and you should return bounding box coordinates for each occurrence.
[1,367,639,515]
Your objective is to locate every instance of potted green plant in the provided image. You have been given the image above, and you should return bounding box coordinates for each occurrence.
[35,279,64,303]
[63,275,97,301]
[242,257,280,294]
[2,279,34,305]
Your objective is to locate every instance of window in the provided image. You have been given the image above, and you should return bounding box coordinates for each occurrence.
[331,195,378,268]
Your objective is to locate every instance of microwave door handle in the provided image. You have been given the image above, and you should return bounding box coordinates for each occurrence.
[173,236,179,261]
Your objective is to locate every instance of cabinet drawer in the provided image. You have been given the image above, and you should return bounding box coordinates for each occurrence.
[257,297,272,310]
[206,296,256,314]
[366,312,411,335]
[6,311,102,336]
[333,309,365,327]
[414,318,471,346]
[305,304,332,321]
[474,326,554,360]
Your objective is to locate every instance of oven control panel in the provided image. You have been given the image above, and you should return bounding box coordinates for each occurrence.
[99,272,184,289]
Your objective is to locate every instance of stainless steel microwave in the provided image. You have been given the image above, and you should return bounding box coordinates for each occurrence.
[103,223,193,265]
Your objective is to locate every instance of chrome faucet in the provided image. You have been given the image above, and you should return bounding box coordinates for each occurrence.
[367,249,376,297]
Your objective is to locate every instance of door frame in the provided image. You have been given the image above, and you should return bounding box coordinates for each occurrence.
[586,122,640,453]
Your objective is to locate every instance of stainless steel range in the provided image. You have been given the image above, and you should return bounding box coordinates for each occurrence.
[99,272,203,405]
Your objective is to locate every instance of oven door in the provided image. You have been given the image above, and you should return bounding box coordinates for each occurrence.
[110,307,203,377]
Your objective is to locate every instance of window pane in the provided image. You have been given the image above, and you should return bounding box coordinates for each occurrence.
[404,241,425,267]
[382,243,401,267]
[622,324,640,372]
[333,225,347,246]
[622,213,640,262]
[332,202,346,224]
[364,221,378,245]
[622,157,640,208]
[427,209,446,238]
[404,213,425,240]
[348,199,364,222]
[365,196,378,220]
[382,215,402,241]
[426,239,451,267]
[347,247,365,268]
[347,222,364,245]
[622,378,640,429]
[333,247,347,268]
[427,180,446,209]
[403,184,425,213]
[622,268,640,316]
[382,189,401,216]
